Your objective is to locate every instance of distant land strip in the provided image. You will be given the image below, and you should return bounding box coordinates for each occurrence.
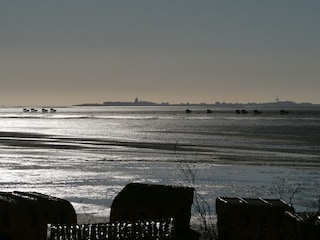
[75,98,320,108]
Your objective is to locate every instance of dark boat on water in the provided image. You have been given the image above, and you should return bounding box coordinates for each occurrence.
[280,109,289,114]
[253,110,262,114]
[241,109,249,114]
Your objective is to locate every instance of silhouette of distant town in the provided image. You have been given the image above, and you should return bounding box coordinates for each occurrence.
[76,97,319,108]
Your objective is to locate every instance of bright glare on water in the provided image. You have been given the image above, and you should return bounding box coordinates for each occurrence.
[0,106,319,220]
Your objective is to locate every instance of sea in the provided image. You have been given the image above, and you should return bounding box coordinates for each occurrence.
[0,105,319,221]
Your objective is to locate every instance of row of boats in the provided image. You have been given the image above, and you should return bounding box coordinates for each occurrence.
[186,109,214,114]
[235,109,289,115]
[23,108,57,113]
[235,109,261,114]
[186,109,289,115]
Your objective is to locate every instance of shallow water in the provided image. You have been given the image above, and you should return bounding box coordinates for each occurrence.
[0,106,319,219]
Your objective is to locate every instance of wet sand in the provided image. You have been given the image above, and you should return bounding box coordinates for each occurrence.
[1,130,320,167]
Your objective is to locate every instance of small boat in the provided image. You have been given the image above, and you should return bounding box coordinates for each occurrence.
[253,110,262,114]
[206,109,213,114]
[241,109,249,114]
[185,109,192,113]
[279,109,289,115]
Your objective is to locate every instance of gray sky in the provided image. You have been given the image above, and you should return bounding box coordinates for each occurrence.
[1,1,319,106]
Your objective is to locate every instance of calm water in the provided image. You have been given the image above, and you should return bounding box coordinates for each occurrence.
[0,106,319,219]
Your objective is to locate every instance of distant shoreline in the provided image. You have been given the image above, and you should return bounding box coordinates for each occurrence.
[75,100,320,109]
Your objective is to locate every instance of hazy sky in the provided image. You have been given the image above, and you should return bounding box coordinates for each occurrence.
[1,1,319,106]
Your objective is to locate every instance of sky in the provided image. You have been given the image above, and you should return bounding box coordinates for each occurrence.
[1,1,319,106]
